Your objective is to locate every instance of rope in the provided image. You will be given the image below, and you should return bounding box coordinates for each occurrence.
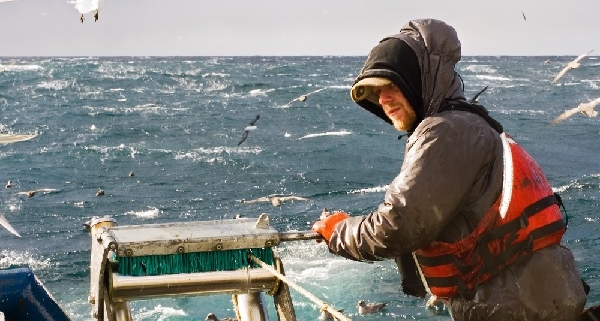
[248,253,352,321]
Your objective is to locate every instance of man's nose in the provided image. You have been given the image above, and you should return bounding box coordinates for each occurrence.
[378,89,392,104]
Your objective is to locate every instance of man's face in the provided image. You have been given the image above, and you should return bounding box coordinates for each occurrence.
[373,83,417,131]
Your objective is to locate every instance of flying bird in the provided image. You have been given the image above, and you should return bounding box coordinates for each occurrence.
[551,97,600,125]
[70,0,104,23]
[551,50,594,84]
[521,11,527,21]
[469,85,489,103]
[357,300,387,314]
[241,195,310,207]
[0,212,20,237]
[285,88,326,106]
[237,114,260,146]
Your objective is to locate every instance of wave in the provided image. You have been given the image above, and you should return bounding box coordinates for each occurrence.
[0,64,42,71]
[0,250,52,270]
[348,185,389,194]
[125,206,161,219]
[134,304,187,321]
[475,74,513,82]
[298,130,351,140]
[553,174,600,194]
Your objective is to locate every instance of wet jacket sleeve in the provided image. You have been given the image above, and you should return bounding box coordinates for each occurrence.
[327,114,499,261]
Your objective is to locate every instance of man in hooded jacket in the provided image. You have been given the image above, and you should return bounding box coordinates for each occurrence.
[311,19,587,320]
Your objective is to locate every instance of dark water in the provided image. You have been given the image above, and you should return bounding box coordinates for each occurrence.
[0,56,598,320]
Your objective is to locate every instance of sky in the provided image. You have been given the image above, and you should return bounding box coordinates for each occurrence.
[0,0,599,57]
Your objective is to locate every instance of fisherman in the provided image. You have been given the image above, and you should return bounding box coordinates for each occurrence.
[311,18,587,320]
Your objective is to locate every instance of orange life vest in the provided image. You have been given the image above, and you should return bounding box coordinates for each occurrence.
[414,133,566,299]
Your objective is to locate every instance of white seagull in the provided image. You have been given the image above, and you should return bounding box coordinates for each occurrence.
[0,212,20,237]
[237,114,260,146]
[357,300,387,314]
[551,50,594,84]
[241,195,310,207]
[551,97,600,125]
[285,88,326,105]
[69,0,104,23]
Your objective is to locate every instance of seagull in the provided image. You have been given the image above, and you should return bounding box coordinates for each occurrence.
[521,11,527,21]
[320,308,344,320]
[0,212,20,237]
[285,88,326,106]
[5,180,12,188]
[241,195,310,207]
[205,313,237,321]
[237,114,260,146]
[551,50,594,84]
[469,85,489,104]
[17,188,58,198]
[70,0,104,23]
[96,189,105,196]
[357,300,387,314]
[551,97,600,125]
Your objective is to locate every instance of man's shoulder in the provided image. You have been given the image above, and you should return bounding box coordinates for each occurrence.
[409,111,499,146]
[425,110,495,131]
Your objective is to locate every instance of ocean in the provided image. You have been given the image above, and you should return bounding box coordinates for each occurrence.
[0,56,598,320]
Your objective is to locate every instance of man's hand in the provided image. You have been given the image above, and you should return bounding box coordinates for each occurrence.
[311,211,350,242]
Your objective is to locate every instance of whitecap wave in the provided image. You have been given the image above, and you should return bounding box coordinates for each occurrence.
[348,185,389,194]
[298,130,351,140]
[0,250,52,270]
[126,206,161,218]
[134,304,187,321]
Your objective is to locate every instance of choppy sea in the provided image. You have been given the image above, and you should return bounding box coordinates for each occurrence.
[0,56,599,320]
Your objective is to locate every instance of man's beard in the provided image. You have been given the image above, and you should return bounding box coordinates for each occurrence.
[392,107,417,132]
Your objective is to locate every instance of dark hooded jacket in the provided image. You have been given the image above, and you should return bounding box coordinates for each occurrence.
[329,19,587,320]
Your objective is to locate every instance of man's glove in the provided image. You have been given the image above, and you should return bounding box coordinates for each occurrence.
[311,211,350,242]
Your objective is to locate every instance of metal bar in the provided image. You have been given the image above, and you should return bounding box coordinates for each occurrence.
[110,268,277,302]
[278,231,322,242]
[237,292,269,321]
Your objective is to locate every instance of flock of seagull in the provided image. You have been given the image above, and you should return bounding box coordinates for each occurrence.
[549,49,599,125]
[471,51,598,125]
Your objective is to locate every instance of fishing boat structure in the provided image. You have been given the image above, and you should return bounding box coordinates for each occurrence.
[1,214,348,321]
